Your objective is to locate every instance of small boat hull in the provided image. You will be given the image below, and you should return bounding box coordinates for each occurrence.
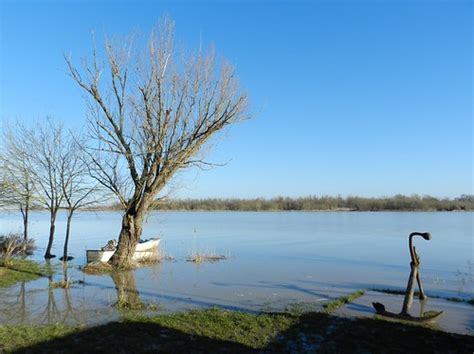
[135,238,160,251]
[86,238,160,263]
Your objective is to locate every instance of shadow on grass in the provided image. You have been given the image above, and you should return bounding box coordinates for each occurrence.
[10,321,256,353]
[6,311,474,354]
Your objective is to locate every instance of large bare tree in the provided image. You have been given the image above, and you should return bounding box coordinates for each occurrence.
[66,18,248,268]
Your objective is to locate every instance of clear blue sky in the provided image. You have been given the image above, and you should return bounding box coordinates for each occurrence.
[0,0,472,199]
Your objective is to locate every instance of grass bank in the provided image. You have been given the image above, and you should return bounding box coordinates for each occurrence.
[0,307,472,353]
[323,289,365,313]
[0,259,50,288]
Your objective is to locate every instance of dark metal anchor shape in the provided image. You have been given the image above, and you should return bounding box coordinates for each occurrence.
[372,232,443,322]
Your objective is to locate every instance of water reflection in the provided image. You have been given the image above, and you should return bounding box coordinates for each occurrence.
[110,270,142,309]
[0,262,110,325]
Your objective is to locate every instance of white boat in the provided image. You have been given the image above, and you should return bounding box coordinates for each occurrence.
[86,238,160,263]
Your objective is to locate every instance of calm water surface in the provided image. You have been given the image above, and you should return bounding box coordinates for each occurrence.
[0,211,472,327]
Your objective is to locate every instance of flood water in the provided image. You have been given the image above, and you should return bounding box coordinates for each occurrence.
[0,211,472,331]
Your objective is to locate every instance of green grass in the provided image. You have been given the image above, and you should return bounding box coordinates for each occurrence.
[0,259,50,288]
[138,308,296,348]
[0,307,473,353]
[323,290,366,313]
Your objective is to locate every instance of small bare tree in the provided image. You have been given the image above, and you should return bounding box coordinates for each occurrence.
[0,180,11,209]
[0,124,37,240]
[66,17,249,268]
[59,134,100,261]
[22,120,65,259]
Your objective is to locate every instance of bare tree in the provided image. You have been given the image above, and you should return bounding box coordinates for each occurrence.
[0,180,11,209]
[59,134,100,261]
[0,124,37,240]
[66,17,249,268]
[23,120,65,259]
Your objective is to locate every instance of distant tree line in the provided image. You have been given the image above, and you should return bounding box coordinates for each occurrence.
[147,194,474,212]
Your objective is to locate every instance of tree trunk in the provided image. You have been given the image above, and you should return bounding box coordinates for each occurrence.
[20,204,29,241]
[62,210,74,261]
[109,211,144,268]
[44,211,57,259]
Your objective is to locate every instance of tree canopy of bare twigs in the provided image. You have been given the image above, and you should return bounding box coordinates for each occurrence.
[1,119,102,260]
[59,134,101,261]
[20,120,65,258]
[0,123,38,240]
[65,17,249,268]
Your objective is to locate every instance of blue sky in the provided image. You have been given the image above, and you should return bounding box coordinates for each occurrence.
[0,0,472,198]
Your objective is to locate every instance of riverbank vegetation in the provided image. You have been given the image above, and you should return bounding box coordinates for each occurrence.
[150,194,474,212]
[0,234,35,263]
[1,307,473,353]
[0,235,53,287]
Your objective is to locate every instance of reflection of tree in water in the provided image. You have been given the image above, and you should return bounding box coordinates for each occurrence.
[39,261,61,324]
[0,281,28,323]
[111,270,143,309]
[60,262,80,323]
[17,281,27,322]
[0,261,83,325]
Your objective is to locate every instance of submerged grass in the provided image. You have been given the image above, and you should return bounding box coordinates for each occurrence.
[186,253,228,264]
[0,259,50,288]
[49,280,71,289]
[1,307,473,353]
[371,288,474,306]
[323,290,366,313]
[112,297,162,311]
[80,261,113,275]
[136,251,175,266]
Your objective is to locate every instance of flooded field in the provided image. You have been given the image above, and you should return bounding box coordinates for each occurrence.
[0,211,472,333]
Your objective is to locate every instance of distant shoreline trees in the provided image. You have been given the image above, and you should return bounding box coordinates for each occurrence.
[147,195,474,212]
[2,194,471,213]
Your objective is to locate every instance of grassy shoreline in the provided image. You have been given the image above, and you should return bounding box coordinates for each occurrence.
[0,259,50,288]
[1,306,473,353]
